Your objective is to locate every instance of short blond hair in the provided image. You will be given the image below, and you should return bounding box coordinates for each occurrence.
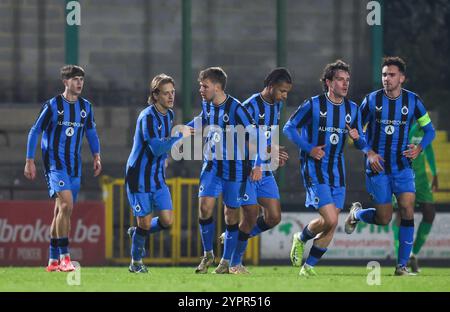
[149,74,175,103]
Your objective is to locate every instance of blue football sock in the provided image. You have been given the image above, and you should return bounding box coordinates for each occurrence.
[57,237,69,256]
[199,217,215,253]
[398,219,414,267]
[300,224,315,242]
[49,238,59,261]
[222,223,239,261]
[149,217,167,234]
[230,230,249,267]
[355,208,376,224]
[249,225,262,238]
[131,227,148,262]
[249,216,271,238]
[305,245,327,267]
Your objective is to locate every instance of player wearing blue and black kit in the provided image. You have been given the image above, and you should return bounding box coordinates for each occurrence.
[125,74,194,273]
[24,65,102,272]
[188,67,259,274]
[226,68,292,274]
[344,57,436,276]
[284,60,369,276]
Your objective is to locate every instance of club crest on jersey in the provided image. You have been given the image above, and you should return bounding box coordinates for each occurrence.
[58,110,64,115]
[330,133,339,145]
[58,180,65,187]
[385,125,395,135]
[65,127,74,137]
[222,113,229,123]
[401,106,409,115]
[320,111,327,118]
[345,114,352,123]
[80,109,87,118]
[134,204,141,212]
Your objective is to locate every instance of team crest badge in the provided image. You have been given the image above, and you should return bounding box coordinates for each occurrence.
[135,204,141,212]
[345,114,352,123]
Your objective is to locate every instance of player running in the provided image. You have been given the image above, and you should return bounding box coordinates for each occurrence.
[188,67,260,274]
[344,56,436,276]
[223,68,292,274]
[284,60,369,276]
[392,121,438,273]
[24,65,102,272]
[125,74,194,273]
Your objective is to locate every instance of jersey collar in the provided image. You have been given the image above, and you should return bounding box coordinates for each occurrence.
[325,93,344,105]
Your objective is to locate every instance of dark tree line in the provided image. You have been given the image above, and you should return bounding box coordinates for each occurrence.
[384,0,450,116]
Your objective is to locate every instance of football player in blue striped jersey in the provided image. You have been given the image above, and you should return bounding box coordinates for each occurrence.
[25,65,102,272]
[344,57,436,276]
[284,60,369,276]
[228,68,292,274]
[188,67,259,274]
[125,74,194,273]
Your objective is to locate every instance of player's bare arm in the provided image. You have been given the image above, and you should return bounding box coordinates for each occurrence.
[93,153,102,177]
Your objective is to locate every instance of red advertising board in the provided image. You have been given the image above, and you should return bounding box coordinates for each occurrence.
[0,201,105,266]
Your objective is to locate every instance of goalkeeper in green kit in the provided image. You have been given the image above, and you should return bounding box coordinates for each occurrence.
[392,121,438,273]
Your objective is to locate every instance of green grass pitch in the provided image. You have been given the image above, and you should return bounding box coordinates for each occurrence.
[1,266,449,292]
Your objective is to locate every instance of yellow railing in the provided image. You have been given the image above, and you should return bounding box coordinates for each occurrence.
[100,176,259,265]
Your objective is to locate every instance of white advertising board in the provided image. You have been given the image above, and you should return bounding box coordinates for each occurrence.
[261,212,450,259]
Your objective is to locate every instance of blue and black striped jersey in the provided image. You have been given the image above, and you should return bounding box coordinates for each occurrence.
[360,89,435,174]
[126,105,180,193]
[243,93,282,177]
[191,95,257,182]
[26,94,100,177]
[284,94,367,187]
